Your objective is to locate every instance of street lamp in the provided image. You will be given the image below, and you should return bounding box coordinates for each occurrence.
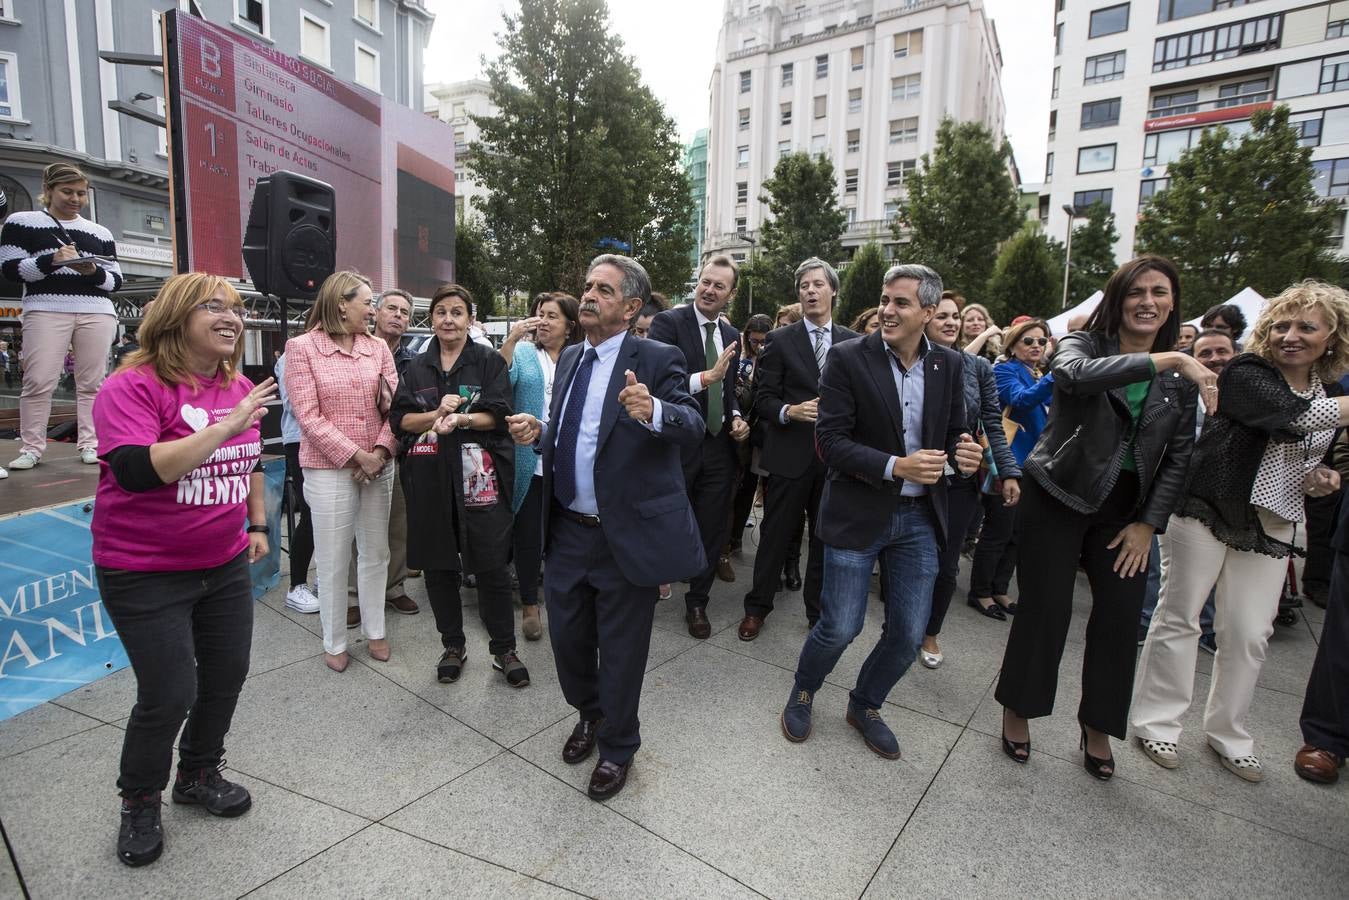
[735,231,757,316]
[1060,204,1078,310]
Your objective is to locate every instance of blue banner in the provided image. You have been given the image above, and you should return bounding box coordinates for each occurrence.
[0,458,284,722]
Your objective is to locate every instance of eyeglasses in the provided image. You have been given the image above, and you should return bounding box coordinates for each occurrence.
[1020,337,1049,347]
[748,338,767,347]
[196,301,243,319]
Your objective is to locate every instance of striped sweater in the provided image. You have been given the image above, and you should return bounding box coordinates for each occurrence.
[0,210,123,314]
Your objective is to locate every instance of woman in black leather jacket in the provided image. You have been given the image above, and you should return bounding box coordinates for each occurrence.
[918,294,1021,669]
[996,255,1216,779]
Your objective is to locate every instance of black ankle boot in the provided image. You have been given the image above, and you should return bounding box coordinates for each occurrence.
[172,765,252,817]
[117,792,164,867]
[782,562,803,591]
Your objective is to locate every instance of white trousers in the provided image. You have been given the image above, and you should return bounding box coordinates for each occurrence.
[303,465,393,654]
[1131,511,1293,758]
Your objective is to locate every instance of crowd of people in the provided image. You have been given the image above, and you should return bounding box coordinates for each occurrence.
[1,166,1344,870]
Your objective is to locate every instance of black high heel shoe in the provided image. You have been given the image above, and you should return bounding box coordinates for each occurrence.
[1001,726,1030,764]
[967,595,1007,621]
[1080,725,1115,781]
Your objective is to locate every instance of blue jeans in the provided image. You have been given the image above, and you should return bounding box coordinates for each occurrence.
[794,499,939,710]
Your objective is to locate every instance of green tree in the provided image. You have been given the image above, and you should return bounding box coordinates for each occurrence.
[985,223,1062,323]
[1048,202,1120,307]
[454,216,498,319]
[898,117,1023,296]
[754,152,848,306]
[470,0,694,298]
[1135,106,1342,314]
[837,241,888,326]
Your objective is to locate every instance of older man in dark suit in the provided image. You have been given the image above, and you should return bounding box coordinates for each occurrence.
[779,264,982,759]
[738,257,861,640]
[507,254,705,801]
[647,254,750,638]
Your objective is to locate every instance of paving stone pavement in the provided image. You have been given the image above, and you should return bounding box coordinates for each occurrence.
[1,521,1345,899]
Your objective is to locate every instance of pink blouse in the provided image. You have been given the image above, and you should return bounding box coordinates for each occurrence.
[284,329,398,469]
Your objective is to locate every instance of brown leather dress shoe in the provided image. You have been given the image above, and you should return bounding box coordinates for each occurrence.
[346,606,361,629]
[686,606,711,639]
[562,718,601,764]
[587,758,630,801]
[386,594,420,615]
[1294,744,1343,784]
[738,614,764,641]
[716,556,736,582]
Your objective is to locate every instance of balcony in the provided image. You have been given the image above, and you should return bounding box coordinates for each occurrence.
[1143,94,1272,132]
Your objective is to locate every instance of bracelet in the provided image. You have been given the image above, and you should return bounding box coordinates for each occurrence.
[247,524,269,534]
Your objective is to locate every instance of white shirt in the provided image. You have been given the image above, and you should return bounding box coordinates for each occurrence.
[535,348,557,478]
[689,307,725,395]
[781,318,832,424]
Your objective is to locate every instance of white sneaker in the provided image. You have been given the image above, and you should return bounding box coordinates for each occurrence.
[79,447,98,464]
[0,466,7,479]
[285,583,320,614]
[8,451,38,470]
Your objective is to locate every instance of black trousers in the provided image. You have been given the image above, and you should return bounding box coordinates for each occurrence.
[969,492,1017,598]
[926,479,983,637]
[284,442,315,586]
[730,469,758,551]
[96,551,254,796]
[425,566,517,655]
[1303,490,1342,599]
[512,475,544,606]
[1300,545,1349,756]
[744,463,825,621]
[683,430,738,610]
[995,474,1145,739]
[545,516,657,765]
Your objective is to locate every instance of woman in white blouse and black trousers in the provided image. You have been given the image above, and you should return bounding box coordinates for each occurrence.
[1133,281,1349,782]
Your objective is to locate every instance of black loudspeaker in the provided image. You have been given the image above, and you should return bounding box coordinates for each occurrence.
[242,172,335,300]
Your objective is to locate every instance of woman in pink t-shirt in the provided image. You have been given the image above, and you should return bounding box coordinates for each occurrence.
[91,273,277,868]
[283,271,399,672]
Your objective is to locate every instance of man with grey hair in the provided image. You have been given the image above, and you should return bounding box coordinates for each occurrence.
[780,263,983,757]
[506,253,705,801]
[739,256,860,641]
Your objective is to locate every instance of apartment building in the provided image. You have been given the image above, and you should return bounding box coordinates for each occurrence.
[1045,0,1349,260]
[425,78,496,225]
[704,0,1008,264]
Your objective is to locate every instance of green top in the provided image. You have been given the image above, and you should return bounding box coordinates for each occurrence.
[1119,379,1152,472]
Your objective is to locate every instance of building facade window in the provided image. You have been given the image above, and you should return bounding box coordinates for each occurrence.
[1045,151,1054,182]
[891,74,921,101]
[735,216,748,231]
[780,102,792,125]
[1142,119,1253,165]
[1077,143,1117,173]
[1073,188,1114,209]
[778,140,791,158]
[887,159,916,187]
[1049,108,1057,140]
[884,201,900,220]
[848,88,862,114]
[1159,0,1261,24]
[1139,177,1169,202]
[1052,66,1060,99]
[1150,89,1199,115]
[236,0,268,37]
[355,42,379,89]
[1330,19,1349,39]
[893,30,922,58]
[889,117,918,143]
[1312,158,1349,197]
[1084,50,1126,84]
[740,70,751,93]
[810,133,826,153]
[1089,4,1130,39]
[846,129,860,153]
[850,46,864,71]
[1321,59,1349,94]
[0,52,19,119]
[1153,13,1282,72]
[1294,117,1322,147]
[355,0,379,30]
[1055,22,1063,55]
[737,145,749,166]
[736,181,748,204]
[782,63,794,86]
[1216,77,1269,106]
[1081,97,1122,129]
[739,108,751,130]
[814,95,827,118]
[845,169,858,193]
[816,54,829,78]
[300,11,330,68]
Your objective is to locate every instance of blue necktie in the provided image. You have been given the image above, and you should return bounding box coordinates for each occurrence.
[553,347,597,508]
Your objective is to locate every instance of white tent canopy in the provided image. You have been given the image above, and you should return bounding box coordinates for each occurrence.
[1046,291,1102,335]
[1185,286,1266,332]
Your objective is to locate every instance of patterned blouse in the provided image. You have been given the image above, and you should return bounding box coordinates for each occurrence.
[1250,371,1337,523]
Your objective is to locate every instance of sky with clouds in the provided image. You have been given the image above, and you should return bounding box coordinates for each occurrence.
[423,0,1052,182]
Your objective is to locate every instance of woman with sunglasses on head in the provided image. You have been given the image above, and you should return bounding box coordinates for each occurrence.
[284,271,400,672]
[91,274,275,867]
[997,256,1210,779]
[966,319,1054,621]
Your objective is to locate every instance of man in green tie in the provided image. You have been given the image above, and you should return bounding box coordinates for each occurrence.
[647,255,750,637]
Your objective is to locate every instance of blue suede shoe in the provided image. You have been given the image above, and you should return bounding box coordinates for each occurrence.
[846,701,901,759]
[781,688,813,742]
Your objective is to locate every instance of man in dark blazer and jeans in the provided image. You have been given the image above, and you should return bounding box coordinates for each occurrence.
[780,264,983,758]
[507,254,706,800]
[739,257,860,641]
[648,254,750,638]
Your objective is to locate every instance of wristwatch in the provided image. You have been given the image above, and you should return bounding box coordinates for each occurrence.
[247,524,270,535]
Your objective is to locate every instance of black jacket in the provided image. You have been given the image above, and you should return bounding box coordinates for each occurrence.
[390,341,515,573]
[1024,331,1197,531]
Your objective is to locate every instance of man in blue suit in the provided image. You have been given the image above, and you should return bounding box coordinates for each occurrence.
[779,264,983,759]
[647,254,750,638]
[507,254,706,800]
